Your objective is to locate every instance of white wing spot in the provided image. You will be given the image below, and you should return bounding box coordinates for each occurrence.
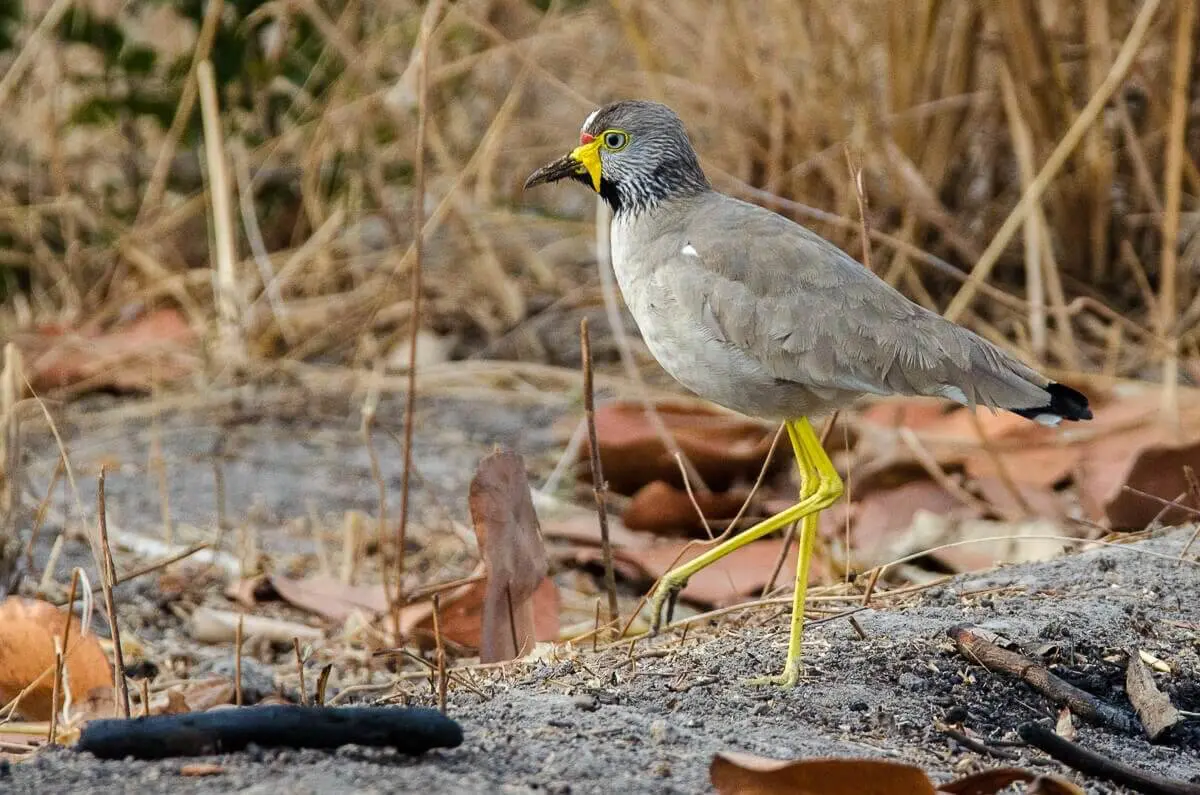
[1033,413,1063,427]
[681,243,700,258]
[582,108,600,132]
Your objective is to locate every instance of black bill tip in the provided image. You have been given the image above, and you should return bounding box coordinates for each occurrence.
[523,154,584,190]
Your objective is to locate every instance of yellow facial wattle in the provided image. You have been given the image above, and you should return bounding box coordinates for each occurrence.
[570,139,603,192]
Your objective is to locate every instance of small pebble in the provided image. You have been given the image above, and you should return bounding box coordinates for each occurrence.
[848,701,869,712]
[897,673,923,689]
[571,694,599,712]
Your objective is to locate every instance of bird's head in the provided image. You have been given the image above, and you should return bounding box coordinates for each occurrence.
[523,100,710,215]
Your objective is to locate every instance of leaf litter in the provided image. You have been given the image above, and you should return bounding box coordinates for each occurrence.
[5,387,1199,793]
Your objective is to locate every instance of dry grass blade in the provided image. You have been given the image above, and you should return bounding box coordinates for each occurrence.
[581,317,620,632]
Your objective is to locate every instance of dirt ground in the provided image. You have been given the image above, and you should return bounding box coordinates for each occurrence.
[5,385,1199,794]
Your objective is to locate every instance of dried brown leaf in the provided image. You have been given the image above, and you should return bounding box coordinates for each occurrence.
[0,597,112,720]
[469,450,555,661]
[623,480,753,536]
[586,401,780,495]
[938,767,1084,795]
[226,574,389,623]
[19,309,198,394]
[710,752,937,795]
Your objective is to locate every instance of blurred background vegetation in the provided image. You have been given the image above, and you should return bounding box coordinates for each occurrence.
[0,0,1197,392]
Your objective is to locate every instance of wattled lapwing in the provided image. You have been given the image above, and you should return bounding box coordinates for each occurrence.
[525,100,1091,686]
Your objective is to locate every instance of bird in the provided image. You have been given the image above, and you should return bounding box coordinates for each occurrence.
[524,100,1091,687]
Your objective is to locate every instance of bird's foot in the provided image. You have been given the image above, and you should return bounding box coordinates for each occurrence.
[744,662,801,689]
[648,575,687,635]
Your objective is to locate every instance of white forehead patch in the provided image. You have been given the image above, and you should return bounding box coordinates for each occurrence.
[581,107,601,132]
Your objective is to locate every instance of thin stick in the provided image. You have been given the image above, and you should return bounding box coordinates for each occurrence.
[592,599,601,653]
[395,0,443,643]
[1019,722,1200,795]
[53,542,210,606]
[197,59,243,364]
[50,568,80,743]
[234,614,244,706]
[944,0,1163,322]
[140,678,150,718]
[292,638,307,707]
[1157,0,1197,421]
[23,458,63,573]
[48,637,63,743]
[505,584,520,659]
[431,594,447,713]
[581,317,619,631]
[315,664,333,707]
[97,469,130,719]
[136,0,224,221]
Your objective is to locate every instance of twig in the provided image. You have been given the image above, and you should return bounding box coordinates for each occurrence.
[96,470,130,719]
[944,0,1163,322]
[293,637,308,707]
[581,317,620,632]
[136,0,224,221]
[48,638,63,745]
[1156,0,1197,421]
[315,664,333,707]
[950,624,1132,732]
[52,542,210,606]
[395,0,443,643]
[939,726,1019,761]
[1019,722,1200,795]
[140,678,150,719]
[234,614,244,707]
[23,458,63,577]
[504,584,519,659]
[431,594,447,713]
[197,59,243,365]
[48,569,80,744]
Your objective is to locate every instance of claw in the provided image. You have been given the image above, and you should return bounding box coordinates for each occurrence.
[648,577,686,635]
[745,665,801,689]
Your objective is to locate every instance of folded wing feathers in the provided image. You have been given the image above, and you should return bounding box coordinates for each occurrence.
[683,198,1054,413]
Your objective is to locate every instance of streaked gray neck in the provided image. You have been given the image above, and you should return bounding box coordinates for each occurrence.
[606,157,711,218]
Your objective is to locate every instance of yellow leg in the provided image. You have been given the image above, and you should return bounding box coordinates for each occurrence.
[647,416,844,687]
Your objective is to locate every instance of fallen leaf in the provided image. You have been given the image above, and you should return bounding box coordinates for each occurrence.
[226,575,389,623]
[1055,707,1076,741]
[939,767,1083,794]
[401,572,560,652]
[711,752,936,795]
[0,597,113,720]
[560,533,810,607]
[1025,776,1086,794]
[963,446,1081,489]
[622,481,754,536]
[585,401,781,496]
[178,677,236,712]
[850,480,975,554]
[972,477,1065,523]
[1125,647,1182,741]
[18,309,198,395]
[924,516,1068,573]
[188,607,323,645]
[1082,429,1200,529]
[469,450,555,662]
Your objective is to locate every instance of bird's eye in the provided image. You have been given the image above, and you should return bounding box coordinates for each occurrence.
[602,131,629,150]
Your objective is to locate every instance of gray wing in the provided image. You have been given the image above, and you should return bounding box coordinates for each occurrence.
[665,195,1051,411]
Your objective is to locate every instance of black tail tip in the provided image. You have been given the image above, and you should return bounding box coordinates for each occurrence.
[1011,382,1092,424]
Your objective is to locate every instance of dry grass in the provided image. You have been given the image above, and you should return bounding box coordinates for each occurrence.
[0,0,1197,390]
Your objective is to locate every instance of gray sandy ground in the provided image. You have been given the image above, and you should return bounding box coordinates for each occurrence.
[5,387,1199,793]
